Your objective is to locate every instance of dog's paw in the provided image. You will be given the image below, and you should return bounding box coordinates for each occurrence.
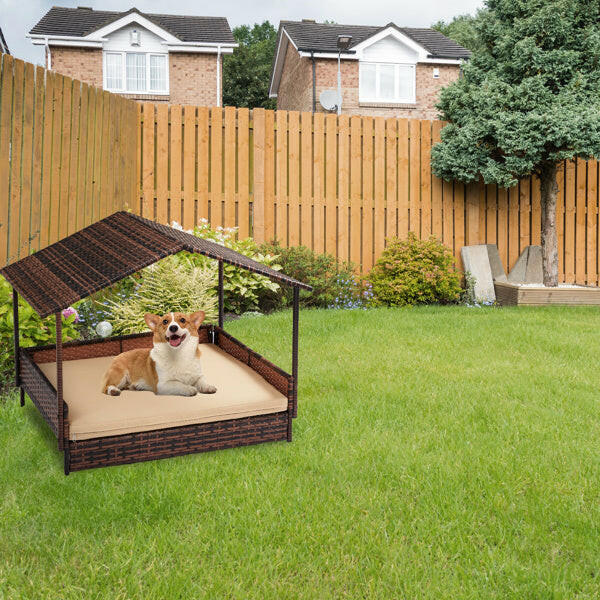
[107,385,121,396]
[198,384,217,394]
[182,386,198,396]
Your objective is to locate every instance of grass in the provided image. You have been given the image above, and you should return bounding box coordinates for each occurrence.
[2,305,600,599]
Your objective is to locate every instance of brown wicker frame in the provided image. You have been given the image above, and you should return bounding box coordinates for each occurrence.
[4,214,310,475]
[20,326,294,474]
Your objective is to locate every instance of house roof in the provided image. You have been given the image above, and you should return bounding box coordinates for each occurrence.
[0,212,310,319]
[281,20,471,59]
[0,27,9,54]
[29,6,235,44]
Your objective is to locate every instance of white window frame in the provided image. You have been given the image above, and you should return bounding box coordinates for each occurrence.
[103,51,169,95]
[359,61,416,104]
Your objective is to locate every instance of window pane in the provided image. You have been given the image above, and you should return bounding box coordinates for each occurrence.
[126,53,146,92]
[398,65,414,101]
[360,63,376,99]
[379,64,395,100]
[105,53,122,90]
[150,55,167,92]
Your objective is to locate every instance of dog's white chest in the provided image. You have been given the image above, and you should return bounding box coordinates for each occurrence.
[150,342,203,386]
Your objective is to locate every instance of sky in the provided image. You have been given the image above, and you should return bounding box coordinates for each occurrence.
[1,0,484,65]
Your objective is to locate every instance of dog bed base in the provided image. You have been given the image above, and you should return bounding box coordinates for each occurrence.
[19,325,294,474]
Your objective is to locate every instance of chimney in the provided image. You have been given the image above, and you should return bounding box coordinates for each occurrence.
[302,19,316,23]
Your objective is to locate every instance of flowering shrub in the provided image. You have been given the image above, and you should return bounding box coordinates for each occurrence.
[257,242,360,309]
[368,234,462,306]
[173,220,281,314]
[0,276,81,391]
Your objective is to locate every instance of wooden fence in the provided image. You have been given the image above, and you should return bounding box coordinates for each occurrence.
[1,56,598,286]
[138,104,600,284]
[0,54,138,266]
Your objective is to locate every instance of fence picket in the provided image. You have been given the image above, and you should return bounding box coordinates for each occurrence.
[8,58,24,262]
[183,105,196,229]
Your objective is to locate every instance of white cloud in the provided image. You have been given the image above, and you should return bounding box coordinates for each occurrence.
[2,0,484,65]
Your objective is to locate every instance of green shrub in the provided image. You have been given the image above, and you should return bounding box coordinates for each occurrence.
[175,220,281,314]
[368,234,462,306]
[103,255,218,335]
[0,276,81,392]
[257,242,359,309]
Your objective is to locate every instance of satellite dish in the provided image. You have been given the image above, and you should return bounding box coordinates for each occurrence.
[319,89,341,112]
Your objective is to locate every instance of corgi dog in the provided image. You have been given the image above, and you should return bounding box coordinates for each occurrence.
[101,311,217,397]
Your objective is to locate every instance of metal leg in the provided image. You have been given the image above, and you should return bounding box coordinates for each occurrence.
[218,259,224,329]
[64,444,70,476]
[292,286,299,418]
[56,313,64,452]
[12,289,22,404]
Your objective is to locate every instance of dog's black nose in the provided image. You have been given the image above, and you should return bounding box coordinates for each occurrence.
[169,324,178,333]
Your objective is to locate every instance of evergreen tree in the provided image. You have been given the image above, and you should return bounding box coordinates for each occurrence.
[431,0,600,285]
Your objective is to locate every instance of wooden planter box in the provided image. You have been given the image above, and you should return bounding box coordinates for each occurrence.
[494,281,600,306]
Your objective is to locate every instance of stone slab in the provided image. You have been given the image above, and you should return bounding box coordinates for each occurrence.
[508,245,543,284]
[461,245,495,303]
[485,244,507,282]
[524,245,543,283]
[508,247,529,283]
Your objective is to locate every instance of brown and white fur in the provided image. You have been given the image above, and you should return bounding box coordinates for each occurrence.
[101,311,217,396]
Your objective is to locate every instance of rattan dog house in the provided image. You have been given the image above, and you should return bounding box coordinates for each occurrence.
[1,212,311,474]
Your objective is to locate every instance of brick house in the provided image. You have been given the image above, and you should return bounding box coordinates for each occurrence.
[28,6,237,105]
[269,21,470,119]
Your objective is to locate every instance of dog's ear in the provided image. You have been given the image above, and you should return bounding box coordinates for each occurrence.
[189,311,205,329]
[144,313,160,331]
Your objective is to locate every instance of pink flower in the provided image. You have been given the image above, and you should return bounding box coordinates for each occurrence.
[62,307,79,322]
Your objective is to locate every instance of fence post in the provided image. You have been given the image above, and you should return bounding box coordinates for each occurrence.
[252,108,265,242]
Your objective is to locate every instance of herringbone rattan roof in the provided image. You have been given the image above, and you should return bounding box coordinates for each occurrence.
[1,211,311,318]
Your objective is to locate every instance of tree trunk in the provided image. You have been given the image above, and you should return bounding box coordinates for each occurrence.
[539,162,559,287]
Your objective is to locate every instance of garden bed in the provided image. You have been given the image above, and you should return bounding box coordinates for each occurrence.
[494,281,600,306]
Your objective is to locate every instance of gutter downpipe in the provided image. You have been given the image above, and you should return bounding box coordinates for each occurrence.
[311,51,316,113]
[45,36,51,70]
[216,44,221,106]
[337,49,342,116]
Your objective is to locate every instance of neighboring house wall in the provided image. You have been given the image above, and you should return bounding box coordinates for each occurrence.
[275,31,463,119]
[48,46,221,105]
[169,53,221,106]
[280,57,459,119]
[276,45,312,112]
[51,47,103,88]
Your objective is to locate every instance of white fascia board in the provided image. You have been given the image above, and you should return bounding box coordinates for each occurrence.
[298,51,358,59]
[420,57,463,65]
[86,12,180,43]
[166,46,235,54]
[282,27,298,51]
[163,41,238,48]
[29,35,104,48]
[269,28,296,97]
[352,26,428,61]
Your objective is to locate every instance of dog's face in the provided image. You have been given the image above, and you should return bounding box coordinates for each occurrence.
[144,311,205,348]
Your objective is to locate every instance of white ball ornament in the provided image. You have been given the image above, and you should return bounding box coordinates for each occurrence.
[96,321,113,338]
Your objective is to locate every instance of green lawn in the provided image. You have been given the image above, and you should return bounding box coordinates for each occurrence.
[2,306,600,599]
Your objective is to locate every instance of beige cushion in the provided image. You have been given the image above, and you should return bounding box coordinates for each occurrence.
[39,344,287,441]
